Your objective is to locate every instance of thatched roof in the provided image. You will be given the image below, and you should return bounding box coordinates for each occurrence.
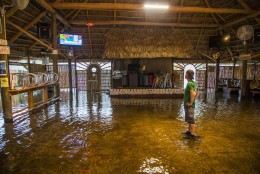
[104,28,195,59]
[4,0,260,62]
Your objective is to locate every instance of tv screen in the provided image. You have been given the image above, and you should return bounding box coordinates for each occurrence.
[59,34,82,46]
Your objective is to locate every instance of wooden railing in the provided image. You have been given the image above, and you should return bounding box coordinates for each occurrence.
[7,82,60,117]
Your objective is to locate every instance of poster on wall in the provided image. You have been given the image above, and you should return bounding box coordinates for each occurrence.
[0,61,7,75]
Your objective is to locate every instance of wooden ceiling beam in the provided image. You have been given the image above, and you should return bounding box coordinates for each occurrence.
[6,20,68,59]
[237,0,260,24]
[199,52,216,62]
[29,42,38,50]
[86,11,93,55]
[114,0,117,20]
[219,10,260,29]
[69,20,220,27]
[9,11,47,44]
[204,0,235,60]
[177,0,184,23]
[7,20,53,50]
[5,7,18,18]
[35,0,71,28]
[50,3,251,14]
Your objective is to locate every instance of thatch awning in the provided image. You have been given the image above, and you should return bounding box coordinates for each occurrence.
[104,28,195,59]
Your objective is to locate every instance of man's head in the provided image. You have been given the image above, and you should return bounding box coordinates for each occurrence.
[185,69,194,80]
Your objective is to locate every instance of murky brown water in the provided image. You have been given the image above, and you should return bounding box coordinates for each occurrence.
[0,90,260,174]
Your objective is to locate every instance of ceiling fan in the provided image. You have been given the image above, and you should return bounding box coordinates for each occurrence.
[236,25,254,59]
[1,0,30,16]
[237,25,254,45]
[14,0,30,10]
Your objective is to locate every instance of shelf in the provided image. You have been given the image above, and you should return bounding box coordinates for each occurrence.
[8,82,59,95]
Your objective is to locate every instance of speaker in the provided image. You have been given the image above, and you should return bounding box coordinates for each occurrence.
[37,23,50,39]
[128,64,140,72]
[254,29,260,44]
[209,36,220,48]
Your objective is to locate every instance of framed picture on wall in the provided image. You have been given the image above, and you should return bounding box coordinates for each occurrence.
[0,61,7,75]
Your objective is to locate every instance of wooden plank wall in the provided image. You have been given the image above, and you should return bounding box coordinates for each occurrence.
[29,65,46,73]
[116,59,172,74]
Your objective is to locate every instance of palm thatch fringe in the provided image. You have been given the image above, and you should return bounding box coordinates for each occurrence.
[104,28,195,59]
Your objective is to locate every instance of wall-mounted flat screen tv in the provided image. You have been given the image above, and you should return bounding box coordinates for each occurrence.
[59,34,82,46]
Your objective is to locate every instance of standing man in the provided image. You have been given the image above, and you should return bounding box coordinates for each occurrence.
[182,69,199,137]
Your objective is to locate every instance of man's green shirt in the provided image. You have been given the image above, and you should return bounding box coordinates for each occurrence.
[184,80,197,108]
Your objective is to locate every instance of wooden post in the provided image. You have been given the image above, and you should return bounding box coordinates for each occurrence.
[172,58,174,88]
[51,13,60,98]
[0,11,13,123]
[111,59,114,88]
[205,58,208,90]
[232,60,236,79]
[74,59,78,89]
[43,87,48,104]
[215,57,220,92]
[241,60,247,97]
[28,91,34,109]
[68,58,73,93]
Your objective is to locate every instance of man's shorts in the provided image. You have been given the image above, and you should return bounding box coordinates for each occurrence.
[185,107,195,124]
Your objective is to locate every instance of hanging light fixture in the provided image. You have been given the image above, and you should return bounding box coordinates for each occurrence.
[86,21,94,27]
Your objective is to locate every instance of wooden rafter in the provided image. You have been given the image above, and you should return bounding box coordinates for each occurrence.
[7,20,53,50]
[114,0,117,20]
[195,13,208,51]
[73,53,85,60]
[204,0,235,60]
[199,52,216,62]
[9,11,47,44]
[69,20,220,27]
[35,0,71,28]
[177,0,184,23]
[86,11,93,55]
[237,0,260,24]
[5,7,18,18]
[219,10,260,29]
[28,42,37,50]
[6,20,68,59]
[50,3,251,14]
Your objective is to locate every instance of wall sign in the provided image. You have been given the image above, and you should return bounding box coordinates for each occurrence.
[0,46,10,54]
[0,78,9,87]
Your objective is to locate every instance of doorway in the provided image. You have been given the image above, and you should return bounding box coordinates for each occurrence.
[87,64,101,92]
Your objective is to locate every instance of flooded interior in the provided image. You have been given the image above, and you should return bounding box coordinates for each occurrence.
[0,90,260,174]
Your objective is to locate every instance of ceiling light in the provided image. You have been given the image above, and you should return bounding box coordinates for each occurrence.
[144,4,169,9]
[87,21,94,27]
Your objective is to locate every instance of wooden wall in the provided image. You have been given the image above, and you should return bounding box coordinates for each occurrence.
[114,58,172,74]
[29,65,46,73]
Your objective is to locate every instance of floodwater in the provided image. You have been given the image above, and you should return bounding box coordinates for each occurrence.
[0,89,260,174]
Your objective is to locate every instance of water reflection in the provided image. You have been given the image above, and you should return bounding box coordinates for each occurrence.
[0,90,259,173]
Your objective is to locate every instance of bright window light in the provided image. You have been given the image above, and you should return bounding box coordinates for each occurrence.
[144,4,169,9]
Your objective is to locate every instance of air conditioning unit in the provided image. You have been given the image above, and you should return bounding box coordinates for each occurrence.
[239,53,252,60]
